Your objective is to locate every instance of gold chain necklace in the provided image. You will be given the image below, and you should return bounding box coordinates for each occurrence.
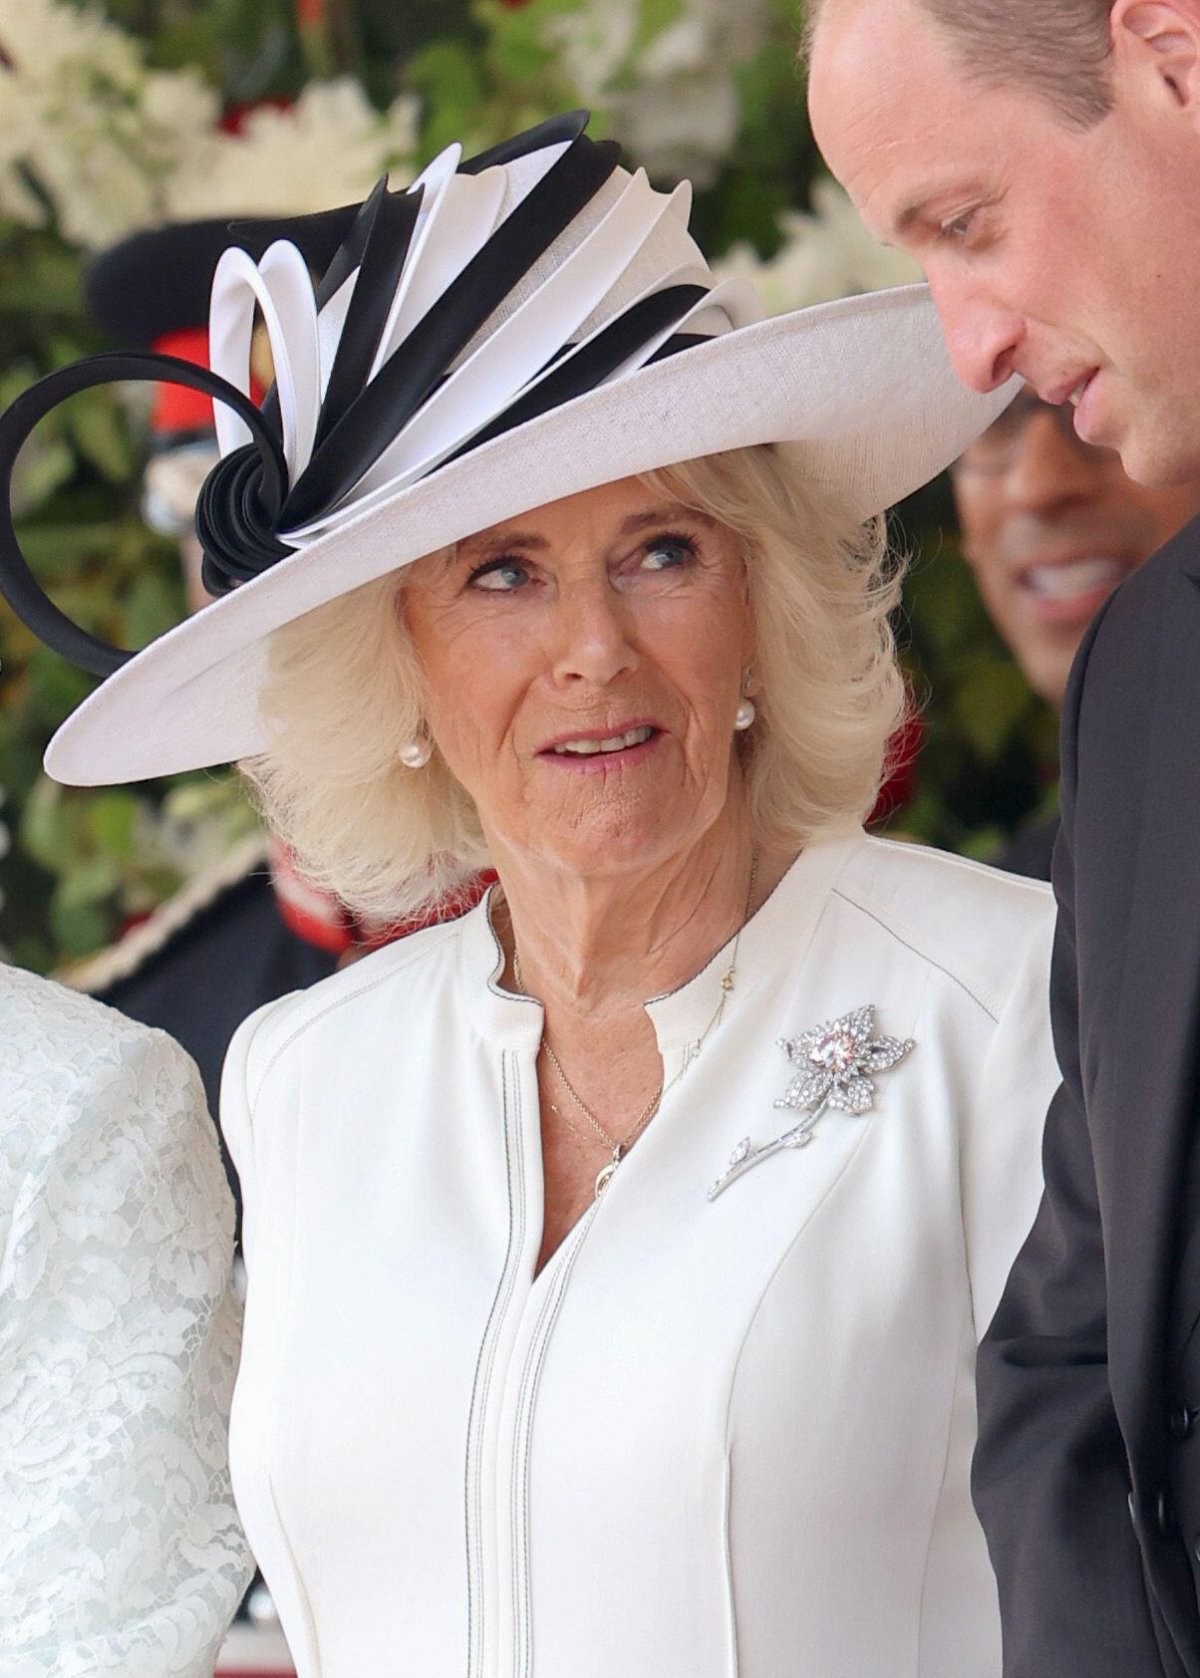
[541,1040,662,1197]
[513,853,759,1199]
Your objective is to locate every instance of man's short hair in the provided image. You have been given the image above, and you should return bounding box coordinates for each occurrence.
[801,0,1115,128]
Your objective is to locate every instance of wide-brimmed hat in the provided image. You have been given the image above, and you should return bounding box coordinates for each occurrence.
[0,112,1013,788]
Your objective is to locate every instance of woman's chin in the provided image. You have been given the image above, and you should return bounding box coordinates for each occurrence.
[497,804,699,881]
[534,826,678,878]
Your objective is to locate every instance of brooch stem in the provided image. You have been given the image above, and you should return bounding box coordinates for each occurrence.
[707,1098,831,1200]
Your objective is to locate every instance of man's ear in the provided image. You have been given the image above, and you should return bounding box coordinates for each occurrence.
[1112,0,1200,115]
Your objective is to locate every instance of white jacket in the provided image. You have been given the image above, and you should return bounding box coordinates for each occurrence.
[222,832,1058,1678]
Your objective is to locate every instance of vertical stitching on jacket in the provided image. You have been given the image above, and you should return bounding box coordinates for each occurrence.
[265,1472,324,1677]
[510,1256,561,1674]
[465,1049,525,1678]
[511,1205,597,1677]
[722,1450,739,1677]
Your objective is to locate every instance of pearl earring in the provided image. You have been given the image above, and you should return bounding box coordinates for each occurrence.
[734,697,756,732]
[399,732,432,769]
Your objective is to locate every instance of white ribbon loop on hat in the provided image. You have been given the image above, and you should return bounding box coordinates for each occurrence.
[208,241,321,484]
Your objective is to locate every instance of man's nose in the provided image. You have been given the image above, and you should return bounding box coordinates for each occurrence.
[929,269,1026,395]
[549,579,638,688]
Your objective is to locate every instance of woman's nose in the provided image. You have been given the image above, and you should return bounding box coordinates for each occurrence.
[549,579,638,688]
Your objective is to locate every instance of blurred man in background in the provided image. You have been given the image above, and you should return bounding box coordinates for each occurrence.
[952,387,1200,878]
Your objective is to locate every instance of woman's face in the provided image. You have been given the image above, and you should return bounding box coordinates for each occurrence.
[402,475,755,880]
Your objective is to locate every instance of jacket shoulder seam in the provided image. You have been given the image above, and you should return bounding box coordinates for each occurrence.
[830,884,1005,1023]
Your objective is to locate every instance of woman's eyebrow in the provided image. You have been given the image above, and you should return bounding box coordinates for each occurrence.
[455,529,550,562]
[453,503,713,564]
[619,504,713,535]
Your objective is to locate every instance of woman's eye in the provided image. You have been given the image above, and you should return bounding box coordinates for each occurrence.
[468,558,529,592]
[640,535,696,572]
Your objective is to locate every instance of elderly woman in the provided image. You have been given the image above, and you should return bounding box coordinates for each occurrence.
[0,116,1058,1676]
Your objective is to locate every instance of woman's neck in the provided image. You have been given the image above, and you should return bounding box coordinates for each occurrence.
[491,818,783,1026]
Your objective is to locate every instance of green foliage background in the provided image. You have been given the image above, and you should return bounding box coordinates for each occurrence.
[0,0,1057,973]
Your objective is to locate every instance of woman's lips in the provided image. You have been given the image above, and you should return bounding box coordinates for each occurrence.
[538,723,662,768]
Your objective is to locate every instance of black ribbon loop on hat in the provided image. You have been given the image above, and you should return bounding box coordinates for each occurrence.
[314,180,425,449]
[458,110,590,177]
[0,351,288,676]
[194,442,293,598]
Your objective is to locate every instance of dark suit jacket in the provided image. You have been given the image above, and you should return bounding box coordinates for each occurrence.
[973,516,1200,1677]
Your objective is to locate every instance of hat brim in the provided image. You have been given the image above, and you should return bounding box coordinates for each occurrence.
[45,284,1013,787]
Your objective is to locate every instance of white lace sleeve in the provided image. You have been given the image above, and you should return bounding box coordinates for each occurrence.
[0,968,254,1677]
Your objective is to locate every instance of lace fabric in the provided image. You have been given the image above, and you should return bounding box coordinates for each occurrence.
[0,966,252,1676]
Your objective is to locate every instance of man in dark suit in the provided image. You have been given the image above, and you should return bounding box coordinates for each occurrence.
[806,0,1200,1672]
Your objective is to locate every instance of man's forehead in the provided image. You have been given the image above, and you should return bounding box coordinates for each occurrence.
[808,0,932,96]
[807,0,1001,230]
[810,0,929,147]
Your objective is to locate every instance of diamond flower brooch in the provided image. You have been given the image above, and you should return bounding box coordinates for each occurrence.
[707,1005,915,1201]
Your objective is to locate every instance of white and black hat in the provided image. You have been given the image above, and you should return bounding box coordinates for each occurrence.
[0,112,1013,787]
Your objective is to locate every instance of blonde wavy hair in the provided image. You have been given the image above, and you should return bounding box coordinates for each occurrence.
[242,444,907,922]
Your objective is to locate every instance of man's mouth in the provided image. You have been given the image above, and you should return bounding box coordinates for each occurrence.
[1039,368,1099,408]
[1023,555,1127,601]
[1066,372,1095,408]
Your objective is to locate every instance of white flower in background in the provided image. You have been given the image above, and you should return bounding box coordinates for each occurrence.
[712,177,923,313]
[0,3,416,249]
[0,0,218,248]
[166,79,420,222]
[0,0,142,90]
[0,76,46,228]
[614,74,741,185]
[546,0,768,183]
[547,0,636,99]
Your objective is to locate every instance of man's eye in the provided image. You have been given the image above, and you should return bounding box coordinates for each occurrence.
[940,210,976,242]
[641,535,696,572]
[468,558,529,592]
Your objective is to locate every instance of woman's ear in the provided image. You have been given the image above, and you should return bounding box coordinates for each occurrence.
[1112,0,1200,118]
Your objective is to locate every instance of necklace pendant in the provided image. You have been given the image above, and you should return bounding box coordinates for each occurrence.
[594,1146,623,1198]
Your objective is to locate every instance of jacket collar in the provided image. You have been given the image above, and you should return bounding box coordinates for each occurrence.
[459,834,862,1070]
